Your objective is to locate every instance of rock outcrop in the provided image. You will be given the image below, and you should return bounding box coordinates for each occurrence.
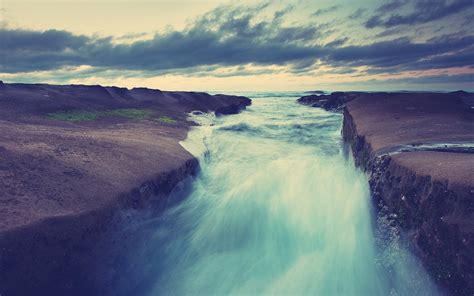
[214,94,251,115]
[297,91,364,112]
[340,92,474,295]
[0,82,250,295]
[299,91,474,294]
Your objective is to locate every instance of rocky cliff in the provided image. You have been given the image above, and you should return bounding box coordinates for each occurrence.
[300,91,474,295]
[344,93,473,295]
[0,82,250,295]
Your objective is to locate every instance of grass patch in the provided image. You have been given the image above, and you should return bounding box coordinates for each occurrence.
[105,108,152,119]
[48,108,178,124]
[47,111,99,122]
[155,116,177,124]
[47,108,153,122]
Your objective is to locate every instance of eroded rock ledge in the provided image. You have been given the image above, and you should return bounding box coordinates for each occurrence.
[0,82,250,295]
[344,93,473,295]
[300,91,474,295]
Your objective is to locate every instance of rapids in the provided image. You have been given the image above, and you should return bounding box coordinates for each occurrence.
[127,93,441,295]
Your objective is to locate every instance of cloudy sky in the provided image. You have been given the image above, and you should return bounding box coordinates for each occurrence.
[1,0,473,91]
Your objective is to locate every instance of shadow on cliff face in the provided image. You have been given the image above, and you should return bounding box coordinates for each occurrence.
[0,174,196,296]
[84,176,198,296]
[338,91,474,295]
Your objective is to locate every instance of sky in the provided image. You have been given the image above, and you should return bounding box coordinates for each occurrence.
[1,0,473,91]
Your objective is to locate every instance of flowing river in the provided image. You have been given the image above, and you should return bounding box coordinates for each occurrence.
[122,93,441,295]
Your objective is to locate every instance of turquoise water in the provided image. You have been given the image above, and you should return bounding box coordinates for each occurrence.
[134,93,440,295]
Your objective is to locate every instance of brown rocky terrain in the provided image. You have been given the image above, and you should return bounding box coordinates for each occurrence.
[0,82,250,295]
[301,91,473,295]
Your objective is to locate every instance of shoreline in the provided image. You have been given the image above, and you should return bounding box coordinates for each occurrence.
[0,82,251,295]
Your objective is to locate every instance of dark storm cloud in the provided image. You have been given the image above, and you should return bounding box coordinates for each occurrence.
[406,48,474,71]
[0,4,326,73]
[324,37,349,48]
[1,29,88,51]
[348,8,366,19]
[1,3,473,77]
[377,73,474,84]
[365,0,474,28]
[312,5,340,17]
[374,27,405,38]
[0,29,90,72]
[376,0,409,13]
[324,35,474,71]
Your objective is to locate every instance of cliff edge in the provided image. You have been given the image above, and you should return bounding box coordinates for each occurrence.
[340,92,473,295]
[0,82,250,295]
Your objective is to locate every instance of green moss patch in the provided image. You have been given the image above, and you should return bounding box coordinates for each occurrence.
[105,108,152,119]
[155,116,177,124]
[47,108,153,122]
[47,111,99,122]
[47,108,179,124]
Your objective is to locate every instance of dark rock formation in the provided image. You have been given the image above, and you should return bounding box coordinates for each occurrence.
[452,90,474,108]
[297,91,365,112]
[340,92,474,295]
[304,90,327,95]
[214,94,251,115]
[0,158,198,296]
[0,82,251,295]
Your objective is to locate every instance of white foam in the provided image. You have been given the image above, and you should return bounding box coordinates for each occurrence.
[179,111,216,157]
